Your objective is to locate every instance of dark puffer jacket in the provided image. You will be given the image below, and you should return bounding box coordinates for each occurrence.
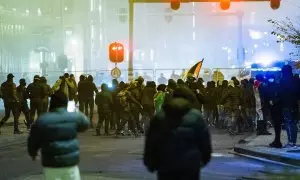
[27,108,89,168]
[144,97,212,175]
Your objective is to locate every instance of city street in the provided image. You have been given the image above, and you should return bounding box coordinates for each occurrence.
[1,0,300,179]
[0,124,299,180]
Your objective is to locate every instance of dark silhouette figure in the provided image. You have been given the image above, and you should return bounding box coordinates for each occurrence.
[144,87,212,180]
[95,84,113,136]
[279,65,300,148]
[0,74,22,134]
[16,79,30,129]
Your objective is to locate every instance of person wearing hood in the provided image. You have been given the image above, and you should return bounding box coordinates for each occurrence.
[279,65,300,148]
[144,87,212,180]
[264,75,283,148]
[27,92,89,180]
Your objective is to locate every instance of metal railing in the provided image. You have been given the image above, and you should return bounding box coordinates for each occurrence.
[0,68,252,86]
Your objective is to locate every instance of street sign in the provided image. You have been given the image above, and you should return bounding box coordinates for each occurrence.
[111,67,121,79]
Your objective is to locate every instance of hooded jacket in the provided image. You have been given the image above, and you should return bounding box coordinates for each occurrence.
[144,95,211,174]
[27,108,89,168]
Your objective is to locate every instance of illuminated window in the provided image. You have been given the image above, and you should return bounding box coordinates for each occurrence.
[91,0,94,11]
[192,16,195,27]
[193,32,196,41]
[91,25,95,39]
[38,8,42,16]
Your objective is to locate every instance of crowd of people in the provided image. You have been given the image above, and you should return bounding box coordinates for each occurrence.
[0,65,299,149]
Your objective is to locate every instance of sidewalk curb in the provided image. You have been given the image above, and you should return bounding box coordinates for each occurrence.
[234,145,300,167]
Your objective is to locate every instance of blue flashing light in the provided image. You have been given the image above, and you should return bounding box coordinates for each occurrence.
[251,61,285,69]
[251,67,282,72]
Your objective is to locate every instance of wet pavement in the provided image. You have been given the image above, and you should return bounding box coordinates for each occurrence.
[0,128,299,180]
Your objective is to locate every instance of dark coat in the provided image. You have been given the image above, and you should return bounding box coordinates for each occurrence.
[77,80,87,101]
[221,86,242,109]
[144,98,212,178]
[27,82,44,99]
[1,81,19,103]
[84,81,98,100]
[279,78,300,110]
[141,86,156,107]
[17,85,28,104]
[27,108,89,168]
[241,85,256,108]
[203,87,218,109]
[95,91,113,114]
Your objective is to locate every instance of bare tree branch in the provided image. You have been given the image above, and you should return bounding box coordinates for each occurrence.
[269,17,300,58]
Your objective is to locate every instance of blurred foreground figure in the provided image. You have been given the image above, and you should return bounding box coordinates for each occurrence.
[280,65,300,148]
[27,92,89,180]
[144,87,212,180]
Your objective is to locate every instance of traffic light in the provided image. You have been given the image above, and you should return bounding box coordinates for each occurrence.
[109,42,124,63]
[170,0,180,11]
[270,0,281,10]
[220,0,231,10]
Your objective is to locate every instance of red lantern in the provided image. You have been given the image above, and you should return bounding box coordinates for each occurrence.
[109,42,124,63]
[220,0,230,10]
[170,0,180,11]
[270,0,281,10]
